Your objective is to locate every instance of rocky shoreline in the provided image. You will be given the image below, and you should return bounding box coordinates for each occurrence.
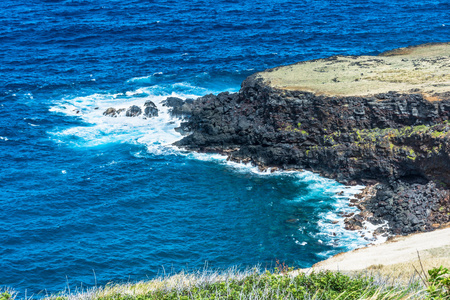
[173,43,450,237]
[100,43,450,238]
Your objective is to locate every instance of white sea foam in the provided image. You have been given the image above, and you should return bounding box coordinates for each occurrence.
[181,148,378,250]
[289,174,384,251]
[49,72,240,151]
[313,183,389,256]
[222,165,385,250]
[48,87,194,149]
[0,136,8,141]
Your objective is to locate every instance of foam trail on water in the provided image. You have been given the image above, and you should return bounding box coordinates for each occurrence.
[125,72,167,84]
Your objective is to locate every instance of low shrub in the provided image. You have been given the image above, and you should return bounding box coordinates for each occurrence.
[96,271,382,300]
[0,292,12,300]
[6,266,450,299]
[427,266,450,299]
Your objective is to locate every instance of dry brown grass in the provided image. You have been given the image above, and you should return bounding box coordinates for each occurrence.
[361,257,450,283]
[258,43,450,98]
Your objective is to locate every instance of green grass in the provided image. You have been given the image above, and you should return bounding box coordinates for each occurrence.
[3,266,450,300]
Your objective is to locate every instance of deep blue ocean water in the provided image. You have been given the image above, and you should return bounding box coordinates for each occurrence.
[1,0,449,296]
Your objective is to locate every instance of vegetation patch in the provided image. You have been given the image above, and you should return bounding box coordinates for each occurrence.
[3,266,450,300]
[313,122,450,160]
[279,122,309,135]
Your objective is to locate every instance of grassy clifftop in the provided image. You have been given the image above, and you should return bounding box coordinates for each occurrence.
[259,43,450,98]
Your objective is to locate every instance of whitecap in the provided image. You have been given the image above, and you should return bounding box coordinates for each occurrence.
[125,75,155,84]
[295,240,307,246]
[125,72,166,84]
[48,77,224,149]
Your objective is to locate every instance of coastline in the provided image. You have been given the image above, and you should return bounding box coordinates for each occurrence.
[85,43,450,297]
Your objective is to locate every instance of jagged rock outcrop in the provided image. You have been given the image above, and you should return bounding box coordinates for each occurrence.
[103,107,117,117]
[103,107,125,117]
[175,43,450,235]
[103,102,160,119]
[365,181,450,235]
[126,105,142,117]
[144,100,159,118]
[176,77,450,184]
[163,97,194,118]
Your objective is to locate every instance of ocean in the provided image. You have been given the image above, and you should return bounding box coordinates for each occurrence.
[1,0,449,295]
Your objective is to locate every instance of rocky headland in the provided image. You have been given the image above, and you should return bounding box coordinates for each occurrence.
[174,43,450,237]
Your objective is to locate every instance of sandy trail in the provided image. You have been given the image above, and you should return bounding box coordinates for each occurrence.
[304,228,450,276]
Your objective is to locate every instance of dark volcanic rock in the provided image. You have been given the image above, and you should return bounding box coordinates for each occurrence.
[175,74,450,235]
[104,107,125,117]
[103,107,117,117]
[126,105,142,117]
[163,97,184,108]
[176,75,450,185]
[366,181,450,234]
[144,100,159,118]
[345,180,450,235]
[163,97,194,118]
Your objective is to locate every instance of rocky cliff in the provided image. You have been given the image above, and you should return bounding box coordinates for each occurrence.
[175,43,450,236]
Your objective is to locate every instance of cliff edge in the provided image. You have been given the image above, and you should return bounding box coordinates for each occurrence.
[175,43,450,236]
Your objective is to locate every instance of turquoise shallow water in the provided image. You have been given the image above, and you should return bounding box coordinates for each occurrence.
[1,0,449,295]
